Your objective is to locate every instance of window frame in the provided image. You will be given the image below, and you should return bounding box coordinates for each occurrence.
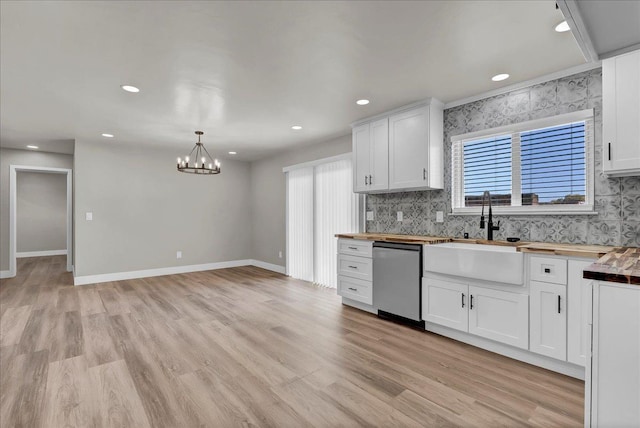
[451,109,595,215]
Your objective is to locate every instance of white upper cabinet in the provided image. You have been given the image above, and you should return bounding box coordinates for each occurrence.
[352,119,389,193]
[351,99,443,193]
[389,103,443,191]
[353,123,372,192]
[603,49,640,177]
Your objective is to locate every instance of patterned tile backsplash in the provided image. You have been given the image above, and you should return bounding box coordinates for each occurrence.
[366,68,640,247]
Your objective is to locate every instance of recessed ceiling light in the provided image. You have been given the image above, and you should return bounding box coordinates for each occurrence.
[27,145,39,149]
[555,20,570,33]
[101,133,114,138]
[229,151,237,155]
[120,85,140,93]
[491,73,510,82]
[291,125,302,130]
[356,99,370,105]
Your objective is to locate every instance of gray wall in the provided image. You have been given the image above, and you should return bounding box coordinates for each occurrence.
[74,140,252,277]
[250,135,352,267]
[366,68,640,247]
[0,148,74,271]
[17,172,67,253]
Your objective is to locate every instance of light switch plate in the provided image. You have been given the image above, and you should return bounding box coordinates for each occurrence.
[176,251,182,259]
[366,211,374,221]
[85,212,93,221]
[397,211,403,221]
[436,211,444,223]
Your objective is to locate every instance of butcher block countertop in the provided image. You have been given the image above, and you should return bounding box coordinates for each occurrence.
[583,248,640,285]
[335,233,620,259]
[335,233,451,244]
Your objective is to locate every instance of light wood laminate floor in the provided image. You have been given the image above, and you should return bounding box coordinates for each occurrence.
[0,256,584,427]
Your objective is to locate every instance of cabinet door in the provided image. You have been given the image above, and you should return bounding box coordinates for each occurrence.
[352,123,371,192]
[567,260,593,366]
[530,281,567,360]
[368,118,389,192]
[388,106,429,190]
[422,278,468,332]
[603,50,640,176]
[592,282,640,427]
[468,286,529,349]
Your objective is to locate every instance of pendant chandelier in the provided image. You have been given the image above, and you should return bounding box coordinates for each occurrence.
[176,131,221,174]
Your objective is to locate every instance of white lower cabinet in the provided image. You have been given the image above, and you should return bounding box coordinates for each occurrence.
[567,260,593,366]
[530,281,567,360]
[590,281,640,427]
[337,275,372,305]
[423,278,529,349]
[468,286,529,350]
[422,278,468,332]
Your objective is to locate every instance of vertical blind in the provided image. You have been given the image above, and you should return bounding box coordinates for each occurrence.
[286,157,359,288]
[286,167,314,282]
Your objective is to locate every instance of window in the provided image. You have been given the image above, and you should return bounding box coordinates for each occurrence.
[285,156,360,287]
[452,109,594,214]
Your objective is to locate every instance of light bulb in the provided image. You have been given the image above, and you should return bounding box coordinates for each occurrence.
[177,157,181,163]
[201,157,205,163]
[185,156,190,162]
[209,163,212,169]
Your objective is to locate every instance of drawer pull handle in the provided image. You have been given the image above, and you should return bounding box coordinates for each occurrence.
[348,265,358,269]
[544,268,551,274]
[365,175,369,185]
[461,293,465,308]
[369,174,372,184]
[558,295,561,314]
[348,287,357,291]
[348,246,358,250]
[470,295,474,310]
[423,168,426,180]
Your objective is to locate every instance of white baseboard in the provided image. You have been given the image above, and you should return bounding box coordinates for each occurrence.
[250,260,286,274]
[0,270,14,279]
[425,322,585,380]
[16,249,67,258]
[73,259,287,286]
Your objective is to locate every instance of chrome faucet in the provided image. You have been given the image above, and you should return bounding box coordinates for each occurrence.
[480,191,500,240]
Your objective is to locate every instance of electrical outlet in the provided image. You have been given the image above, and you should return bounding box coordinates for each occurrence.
[279,251,283,259]
[176,251,182,259]
[436,211,444,223]
[397,211,403,221]
[85,212,93,221]
[366,211,374,221]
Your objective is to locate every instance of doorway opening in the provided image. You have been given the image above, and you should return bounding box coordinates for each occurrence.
[8,165,73,277]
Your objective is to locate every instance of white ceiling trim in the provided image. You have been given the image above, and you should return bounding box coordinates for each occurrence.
[443,61,601,110]
[556,0,598,62]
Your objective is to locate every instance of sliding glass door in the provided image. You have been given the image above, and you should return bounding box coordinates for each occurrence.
[286,156,359,288]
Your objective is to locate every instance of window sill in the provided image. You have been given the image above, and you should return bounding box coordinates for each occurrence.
[450,206,597,216]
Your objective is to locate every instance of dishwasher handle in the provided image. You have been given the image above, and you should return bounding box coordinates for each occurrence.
[373,241,422,252]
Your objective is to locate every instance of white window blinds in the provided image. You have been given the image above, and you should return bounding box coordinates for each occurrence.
[286,156,359,288]
[451,109,594,214]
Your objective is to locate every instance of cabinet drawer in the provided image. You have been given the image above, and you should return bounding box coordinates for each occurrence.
[337,254,373,281]
[337,276,372,305]
[530,256,567,285]
[338,239,373,257]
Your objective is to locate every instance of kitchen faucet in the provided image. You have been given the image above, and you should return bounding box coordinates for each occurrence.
[480,190,500,240]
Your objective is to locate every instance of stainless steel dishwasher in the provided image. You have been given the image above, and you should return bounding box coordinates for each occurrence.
[373,241,424,327]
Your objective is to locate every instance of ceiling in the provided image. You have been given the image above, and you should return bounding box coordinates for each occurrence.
[1,1,587,160]
[574,0,640,58]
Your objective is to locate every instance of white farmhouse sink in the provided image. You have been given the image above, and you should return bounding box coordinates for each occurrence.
[424,242,524,285]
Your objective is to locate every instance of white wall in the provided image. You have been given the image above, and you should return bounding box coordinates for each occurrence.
[73,140,252,277]
[250,134,352,267]
[17,171,67,253]
[0,148,74,271]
